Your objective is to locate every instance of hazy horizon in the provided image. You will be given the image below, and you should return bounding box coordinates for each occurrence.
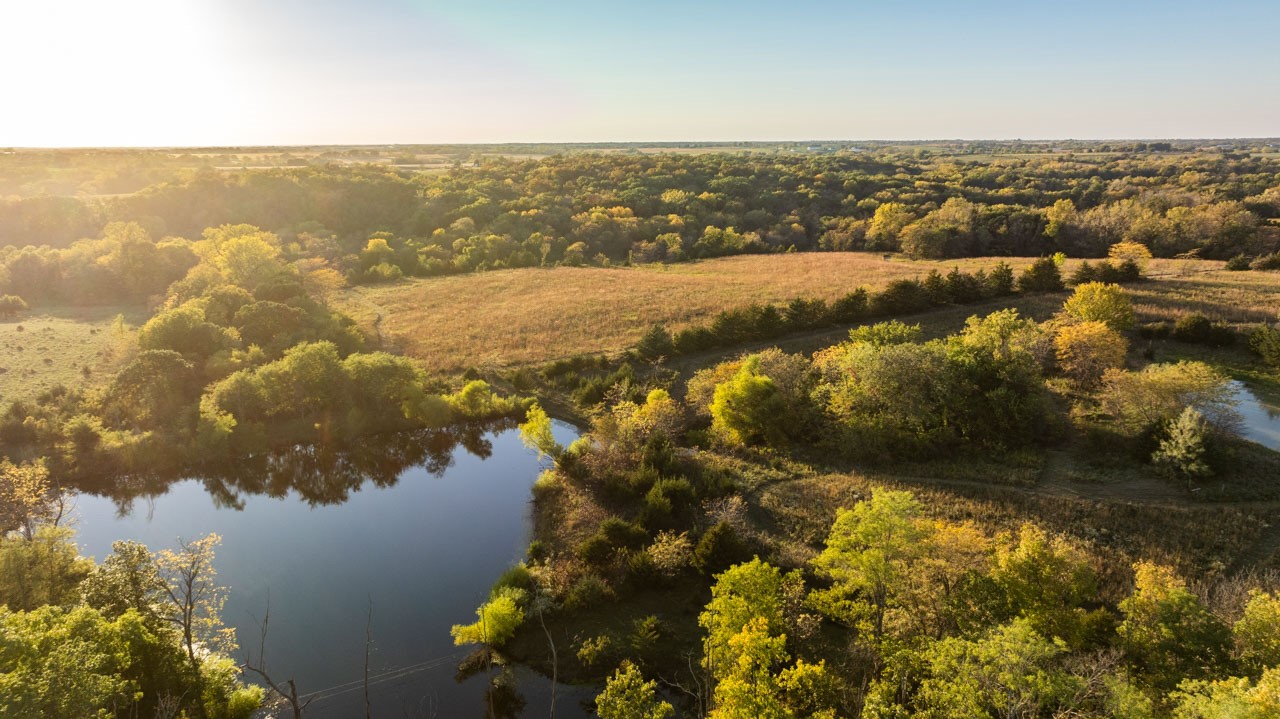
[4,0,1278,147]
[4,137,1280,152]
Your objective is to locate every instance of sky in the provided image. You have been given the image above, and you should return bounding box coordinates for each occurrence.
[2,0,1278,146]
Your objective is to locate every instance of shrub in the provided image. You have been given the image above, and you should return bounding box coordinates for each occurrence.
[1137,321,1172,340]
[986,262,1016,297]
[493,563,534,594]
[1250,325,1280,368]
[692,522,752,575]
[1251,252,1280,271]
[1225,254,1252,271]
[0,295,29,319]
[1235,591,1280,674]
[450,586,527,647]
[563,574,615,611]
[830,289,869,323]
[871,278,932,315]
[636,324,674,361]
[645,531,693,579]
[1017,257,1064,293]
[1172,314,1235,347]
[602,517,648,545]
[577,534,617,567]
[576,634,615,668]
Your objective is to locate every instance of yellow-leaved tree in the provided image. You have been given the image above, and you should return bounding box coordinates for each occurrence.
[1054,321,1128,387]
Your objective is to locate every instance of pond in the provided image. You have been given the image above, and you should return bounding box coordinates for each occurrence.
[1234,380,1280,451]
[71,421,593,719]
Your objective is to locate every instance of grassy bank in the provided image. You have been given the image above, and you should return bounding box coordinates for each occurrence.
[0,305,142,404]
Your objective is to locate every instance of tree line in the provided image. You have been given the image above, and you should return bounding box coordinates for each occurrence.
[0,147,1277,307]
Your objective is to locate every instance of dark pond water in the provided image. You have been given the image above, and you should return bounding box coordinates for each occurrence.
[71,422,594,719]
[1235,381,1280,451]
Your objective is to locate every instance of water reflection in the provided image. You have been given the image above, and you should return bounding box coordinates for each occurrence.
[1233,381,1280,451]
[81,420,518,514]
[71,420,593,718]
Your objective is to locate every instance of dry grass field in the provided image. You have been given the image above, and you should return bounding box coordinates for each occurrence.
[1128,269,1280,326]
[334,254,1021,371]
[0,307,140,404]
[331,252,1228,373]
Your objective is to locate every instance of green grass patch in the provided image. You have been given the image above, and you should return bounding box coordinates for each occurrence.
[0,305,143,404]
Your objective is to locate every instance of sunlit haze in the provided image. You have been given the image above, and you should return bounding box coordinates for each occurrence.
[3,0,1279,146]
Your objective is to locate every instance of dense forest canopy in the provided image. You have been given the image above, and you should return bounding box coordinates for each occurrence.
[1,142,1278,307]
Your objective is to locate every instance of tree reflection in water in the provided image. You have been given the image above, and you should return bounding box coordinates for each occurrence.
[81,419,519,513]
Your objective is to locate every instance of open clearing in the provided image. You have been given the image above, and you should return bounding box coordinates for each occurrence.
[0,306,140,404]
[332,252,1230,373]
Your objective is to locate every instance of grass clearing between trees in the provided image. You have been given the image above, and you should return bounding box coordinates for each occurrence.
[0,306,141,404]
[333,253,1222,373]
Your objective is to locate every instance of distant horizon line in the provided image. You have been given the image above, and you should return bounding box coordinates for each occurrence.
[4,137,1280,152]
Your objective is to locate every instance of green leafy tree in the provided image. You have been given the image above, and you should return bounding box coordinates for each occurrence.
[708,616,793,719]
[1233,590,1280,675]
[1117,562,1231,691]
[867,202,912,250]
[156,533,236,716]
[519,402,562,461]
[0,525,93,611]
[913,620,1079,719]
[0,605,139,719]
[1172,666,1280,719]
[710,356,786,446]
[1045,198,1078,239]
[99,350,200,430]
[991,524,1100,647]
[196,225,288,291]
[137,304,238,361]
[596,660,674,719]
[0,458,57,539]
[81,540,166,620]
[847,320,922,347]
[811,490,930,641]
[699,558,789,680]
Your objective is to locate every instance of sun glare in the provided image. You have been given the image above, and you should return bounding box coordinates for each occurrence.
[2,0,233,146]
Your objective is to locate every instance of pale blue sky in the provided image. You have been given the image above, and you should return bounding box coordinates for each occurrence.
[2,0,1277,146]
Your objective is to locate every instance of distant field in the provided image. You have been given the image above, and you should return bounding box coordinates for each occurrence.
[0,307,141,404]
[332,253,1222,373]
